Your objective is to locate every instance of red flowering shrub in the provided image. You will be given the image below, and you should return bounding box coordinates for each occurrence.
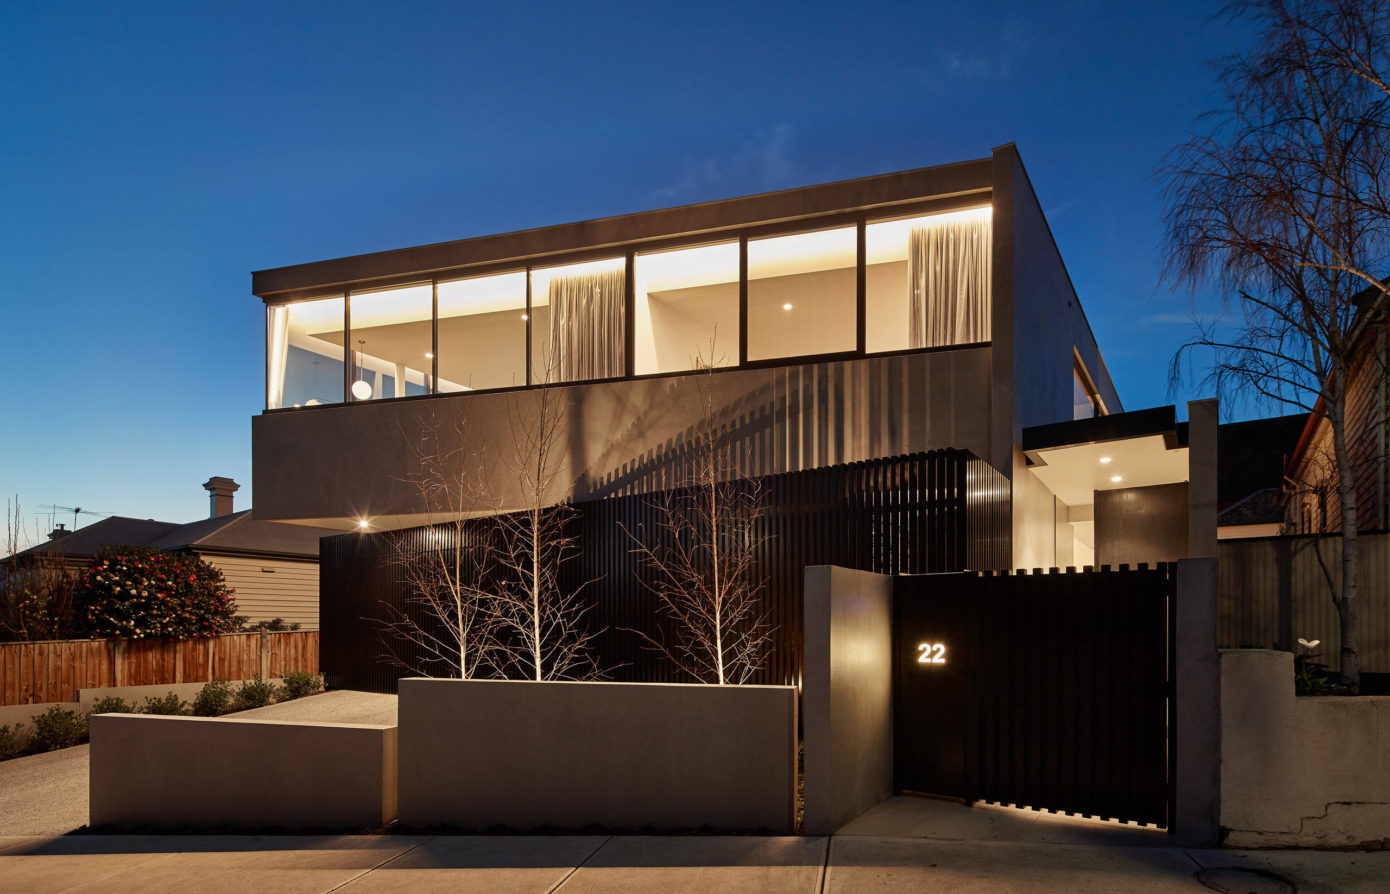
[76,546,238,639]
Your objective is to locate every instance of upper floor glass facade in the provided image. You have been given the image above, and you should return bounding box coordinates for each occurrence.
[265,205,993,409]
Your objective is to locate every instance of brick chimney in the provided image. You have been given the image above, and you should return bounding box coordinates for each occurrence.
[202,477,240,518]
[48,523,69,541]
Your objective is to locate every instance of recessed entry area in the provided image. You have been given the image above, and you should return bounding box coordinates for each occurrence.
[1026,431,1191,567]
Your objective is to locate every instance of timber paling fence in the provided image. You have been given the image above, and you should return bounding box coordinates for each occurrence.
[1220,530,1390,673]
[321,448,1012,693]
[0,631,320,706]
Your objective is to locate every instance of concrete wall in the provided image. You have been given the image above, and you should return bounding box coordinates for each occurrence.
[398,678,797,832]
[1176,556,1221,847]
[1095,483,1190,566]
[89,714,397,830]
[993,143,1123,572]
[0,701,76,745]
[994,143,1121,436]
[1221,649,1390,848]
[803,566,895,835]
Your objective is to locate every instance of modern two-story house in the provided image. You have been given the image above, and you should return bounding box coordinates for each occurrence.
[253,144,1207,586]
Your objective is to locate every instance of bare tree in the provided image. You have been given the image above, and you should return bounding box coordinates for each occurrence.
[377,415,503,679]
[1,497,80,642]
[490,357,601,681]
[622,345,774,685]
[1163,0,1390,687]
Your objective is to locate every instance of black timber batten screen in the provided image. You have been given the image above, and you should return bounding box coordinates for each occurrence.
[320,448,1009,692]
[894,564,1176,828]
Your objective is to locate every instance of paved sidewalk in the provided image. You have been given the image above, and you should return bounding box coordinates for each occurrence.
[1,832,1387,893]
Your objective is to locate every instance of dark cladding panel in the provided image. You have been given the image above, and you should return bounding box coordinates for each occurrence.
[1095,483,1190,567]
[320,449,1011,693]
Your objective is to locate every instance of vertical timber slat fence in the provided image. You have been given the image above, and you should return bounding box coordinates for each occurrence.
[321,449,1011,693]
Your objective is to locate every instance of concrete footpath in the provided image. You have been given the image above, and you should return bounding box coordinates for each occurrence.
[1,829,1387,893]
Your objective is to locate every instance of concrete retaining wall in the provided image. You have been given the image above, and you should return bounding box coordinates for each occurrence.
[1221,649,1390,848]
[89,714,397,830]
[398,678,797,832]
[0,701,77,745]
[802,565,895,835]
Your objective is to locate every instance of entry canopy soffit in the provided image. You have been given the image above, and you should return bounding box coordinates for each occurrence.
[1023,406,1190,507]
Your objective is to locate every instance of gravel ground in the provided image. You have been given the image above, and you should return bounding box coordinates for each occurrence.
[0,691,398,836]
[0,744,90,836]
[223,690,398,726]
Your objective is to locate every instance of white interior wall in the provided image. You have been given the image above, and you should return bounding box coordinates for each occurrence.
[865,260,909,353]
[747,267,857,360]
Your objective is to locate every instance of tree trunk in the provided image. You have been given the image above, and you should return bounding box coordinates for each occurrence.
[1328,386,1361,690]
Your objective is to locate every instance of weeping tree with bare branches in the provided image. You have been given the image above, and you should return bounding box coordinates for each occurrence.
[1163,0,1390,689]
[623,346,774,685]
[378,414,504,679]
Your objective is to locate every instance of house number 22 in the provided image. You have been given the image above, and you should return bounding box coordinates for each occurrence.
[916,642,947,665]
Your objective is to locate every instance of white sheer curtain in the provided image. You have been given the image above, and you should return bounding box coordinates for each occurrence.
[908,213,991,348]
[547,268,625,381]
[266,305,290,408]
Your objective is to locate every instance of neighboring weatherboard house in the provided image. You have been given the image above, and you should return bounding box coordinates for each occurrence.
[17,478,331,630]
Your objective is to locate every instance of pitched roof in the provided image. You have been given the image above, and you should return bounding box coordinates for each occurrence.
[15,516,180,561]
[9,511,330,564]
[149,510,329,558]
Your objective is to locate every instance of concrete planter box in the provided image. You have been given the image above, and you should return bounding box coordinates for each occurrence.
[398,678,797,832]
[89,714,397,830]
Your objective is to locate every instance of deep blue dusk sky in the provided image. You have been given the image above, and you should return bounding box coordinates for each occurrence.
[1,1,1248,538]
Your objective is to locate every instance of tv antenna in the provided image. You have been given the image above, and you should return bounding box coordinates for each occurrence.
[38,505,113,531]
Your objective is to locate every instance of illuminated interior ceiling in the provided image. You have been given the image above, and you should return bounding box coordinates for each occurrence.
[1027,434,1189,507]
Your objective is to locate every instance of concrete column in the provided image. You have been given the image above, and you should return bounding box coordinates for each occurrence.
[1186,398,1219,559]
[803,565,895,835]
[1175,556,1221,846]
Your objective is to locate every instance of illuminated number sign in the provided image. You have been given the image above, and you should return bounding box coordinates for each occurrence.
[916,642,947,665]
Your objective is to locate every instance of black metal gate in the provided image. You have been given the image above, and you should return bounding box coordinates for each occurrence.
[893,565,1175,828]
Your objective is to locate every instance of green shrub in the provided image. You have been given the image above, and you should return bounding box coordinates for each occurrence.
[232,616,302,632]
[278,669,323,701]
[234,676,279,710]
[1295,653,1355,696]
[140,692,189,715]
[28,706,87,752]
[76,546,238,639]
[192,679,234,716]
[88,696,137,715]
[0,724,22,760]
